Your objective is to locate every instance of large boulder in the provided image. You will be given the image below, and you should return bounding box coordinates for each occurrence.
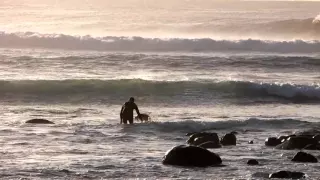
[220,133,236,146]
[265,137,282,146]
[291,152,318,163]
[162,145,222,167]
[275,136,318,150]
[25,119,54,124]
[187,132,219,146]
[269,171,306,179]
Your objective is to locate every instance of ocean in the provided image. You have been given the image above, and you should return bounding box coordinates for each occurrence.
[0,0,320,179]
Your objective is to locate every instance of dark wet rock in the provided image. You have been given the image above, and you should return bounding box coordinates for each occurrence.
[198,141,222,149]
[278,135,296,143]
[265,137,281,146]
[187,132,219,146]
[247,159,259,165]
[303,144,320,150]
[192,136,221,147]
[248,140,254,144]
[313,134,320,141]
[220,133,236,146]
[186,132,196,136]
[276,136,318,150]
[292,151,318,163]
[269,171,306,179]
[162,145,222,167]
[25,119,54,124]
[277,136,288,142]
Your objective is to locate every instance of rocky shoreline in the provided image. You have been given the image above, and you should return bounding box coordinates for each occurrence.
[162,129,320,179]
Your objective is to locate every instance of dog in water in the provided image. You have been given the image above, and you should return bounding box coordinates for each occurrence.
[135,113,151,122]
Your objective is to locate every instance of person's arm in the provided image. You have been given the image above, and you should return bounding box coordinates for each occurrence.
[120,105,124,124]
[134,103,142,120]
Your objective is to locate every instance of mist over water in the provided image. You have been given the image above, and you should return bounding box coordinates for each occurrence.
[1,0,320,41]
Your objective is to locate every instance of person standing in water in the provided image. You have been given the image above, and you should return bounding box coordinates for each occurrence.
[120,97,142,124]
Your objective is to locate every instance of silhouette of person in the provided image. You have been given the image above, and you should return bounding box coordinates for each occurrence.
[120,97,142,124]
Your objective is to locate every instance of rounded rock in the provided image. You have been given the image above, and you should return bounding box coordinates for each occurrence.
[265,137,281,146]
[25,119,54,124]
[162,145,222,167]
[291,151,318,163]
[220,133,236,146]
[247,159,259,165]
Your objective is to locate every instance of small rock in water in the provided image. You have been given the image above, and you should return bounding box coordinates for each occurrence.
[248,140,254,144]
[247,159,259,165]
[25,119,54,124]
[220,133,236,146]
[291,151,318,163]
[265,137,281,146]
[269,171,306,179]
[60,169,71,173]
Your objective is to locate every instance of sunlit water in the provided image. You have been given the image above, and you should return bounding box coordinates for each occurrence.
[0,1,320,179]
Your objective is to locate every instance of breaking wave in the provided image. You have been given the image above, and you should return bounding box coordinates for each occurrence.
[127,118,318,133]
[0,79,319,104]
[1,31,320,53]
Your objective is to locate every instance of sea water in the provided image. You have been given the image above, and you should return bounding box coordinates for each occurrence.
[0,1,320,179]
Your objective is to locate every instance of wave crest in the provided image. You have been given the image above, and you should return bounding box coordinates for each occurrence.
[1,31,320,53]
[128,118,316,133]
[0,79,319,103]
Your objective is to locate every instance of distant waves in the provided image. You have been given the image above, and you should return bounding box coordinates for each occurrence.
[0,31,320,53]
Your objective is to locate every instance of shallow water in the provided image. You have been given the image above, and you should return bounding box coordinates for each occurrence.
[0,104,319,179]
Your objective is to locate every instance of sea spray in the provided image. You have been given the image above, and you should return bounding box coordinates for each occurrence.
[312,14,320,24]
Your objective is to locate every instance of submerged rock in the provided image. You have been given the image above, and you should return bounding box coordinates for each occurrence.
[292,152,318,163]
[220,133,236,146]
[247,159,259,165]
[25,119,54,124]
[269,171,306,179]
[162,145,222,167]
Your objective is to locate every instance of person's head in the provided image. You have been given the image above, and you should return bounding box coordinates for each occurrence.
[129,97,135,103]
